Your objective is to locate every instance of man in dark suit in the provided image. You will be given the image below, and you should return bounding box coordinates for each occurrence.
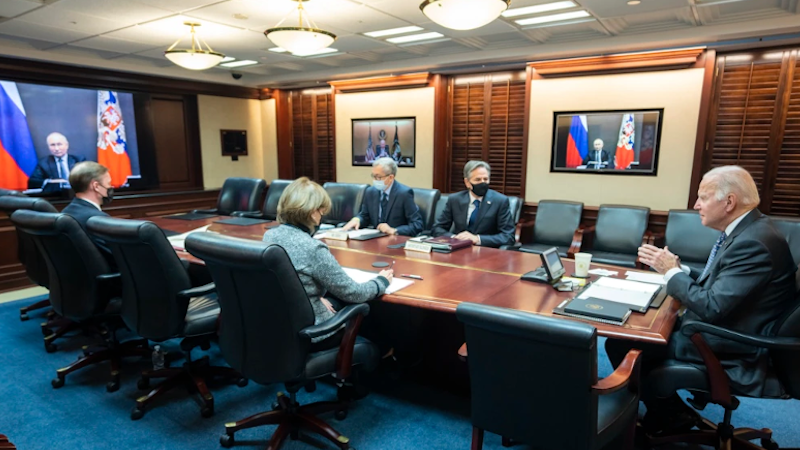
[62,161,115,265]
[607,165,797,434]
[342,157,423,236]
[581,138,610,169]
[27,132,86,191]
[431,160,515,248]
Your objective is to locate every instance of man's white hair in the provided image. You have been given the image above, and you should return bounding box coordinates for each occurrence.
[372,157,397,176]
[703,165,760,208]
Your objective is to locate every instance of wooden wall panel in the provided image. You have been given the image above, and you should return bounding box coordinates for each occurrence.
[152,98,190,185]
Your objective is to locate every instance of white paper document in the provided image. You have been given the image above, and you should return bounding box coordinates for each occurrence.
[625,271,666,285]
[315,229,383,240]
[577,276,660,309]
[342,267,413,295]
[588,268,618,276]
[167,224,212,250]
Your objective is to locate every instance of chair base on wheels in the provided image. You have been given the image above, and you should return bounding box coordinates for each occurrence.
[41,316,79,353]
[20,298,51,321]
[220,390,352,450]
[51,337,150,392]
[131,354,246,420]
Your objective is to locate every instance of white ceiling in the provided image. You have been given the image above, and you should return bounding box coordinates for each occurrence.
[0,0,798,89]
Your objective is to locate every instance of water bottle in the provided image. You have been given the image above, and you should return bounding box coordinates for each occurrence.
[152,345,165,371]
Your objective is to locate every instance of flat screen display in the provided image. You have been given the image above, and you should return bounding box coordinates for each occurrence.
[550,109,663,175]
[0,80,142,194]
[543,248,565,279]
[352,117,415,167]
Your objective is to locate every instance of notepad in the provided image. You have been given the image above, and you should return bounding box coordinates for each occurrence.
[625,271,666,285]
[166,225,212,251]
[342,267,413,295]
[576,276,661,312]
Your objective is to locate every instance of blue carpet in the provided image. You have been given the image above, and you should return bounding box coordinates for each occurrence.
[1,296,799,450]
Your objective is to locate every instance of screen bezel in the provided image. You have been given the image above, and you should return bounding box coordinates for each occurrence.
[539,247,566,281]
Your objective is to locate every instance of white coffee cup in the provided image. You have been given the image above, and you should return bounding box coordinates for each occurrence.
[574,252,592,277]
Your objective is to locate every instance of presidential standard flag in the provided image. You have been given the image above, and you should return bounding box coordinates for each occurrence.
[614,113,635,170]
[97,91,132,187]
[391,123,401,161]
[565,115,587,168]
[0,81,37,190]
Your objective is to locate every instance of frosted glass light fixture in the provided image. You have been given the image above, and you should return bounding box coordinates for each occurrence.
[264,0,336,55]
[419,0,510,31]
[164,22,225,71]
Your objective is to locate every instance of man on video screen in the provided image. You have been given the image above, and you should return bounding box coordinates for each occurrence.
[582,138,610,170]
[27,132,86,192]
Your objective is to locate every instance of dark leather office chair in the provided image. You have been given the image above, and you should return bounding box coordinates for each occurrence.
[772,216,800,265]
[584,204,651,268]
[658,210,719,278]
[231,179,291,220]
[86,216,246,420]
[456,303,642,450]
[193,177,266,216]
[412,187,441,232]
[185,233,379,450]
[10,210,149,391]
[321,182,368,226]
[518,200,584,258]
[0,196,58,321]
[643,292,800,450]
[423,193,450,235]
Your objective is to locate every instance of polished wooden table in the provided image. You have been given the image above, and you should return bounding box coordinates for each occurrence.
[152,216,679,345]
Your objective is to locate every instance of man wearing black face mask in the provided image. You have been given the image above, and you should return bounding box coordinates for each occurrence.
[63,161,115,265]
[431,160,515,248]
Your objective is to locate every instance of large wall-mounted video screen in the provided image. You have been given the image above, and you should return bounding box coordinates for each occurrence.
[0,80,142,194]
[352,117,416,167]
[551,109,663,176]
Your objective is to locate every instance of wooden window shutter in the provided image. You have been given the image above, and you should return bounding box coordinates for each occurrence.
[769,51,800,216]
[290,90,336,184]
[448,72,526,196]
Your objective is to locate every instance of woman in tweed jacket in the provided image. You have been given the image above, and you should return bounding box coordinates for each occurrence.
[263,177,393,349]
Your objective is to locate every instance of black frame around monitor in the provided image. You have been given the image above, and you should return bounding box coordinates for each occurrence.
[540,247,566,281]
[549,108,664,177]
[351,117,416,167]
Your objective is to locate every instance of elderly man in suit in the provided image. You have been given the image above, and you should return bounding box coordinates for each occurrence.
[27,132,86,191]
[581,138,611,169]
[432,160,515,248]
[342,157,423,236]
[607,165,797,435]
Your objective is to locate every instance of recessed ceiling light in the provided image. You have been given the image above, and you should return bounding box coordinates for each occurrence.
[627,0,641,5]
[233,13,249,20]
[364,26,424,38]
[291,47,339,57]
[268,47,288,53]
[220,59,258,68]
[501,1,576,17]
[220,56,236,63]
[386,32,444,44]
[515,10,590,25]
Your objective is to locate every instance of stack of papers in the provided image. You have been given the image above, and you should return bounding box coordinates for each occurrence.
[625,271,666,285]
[342,267,413,295]
[577,276,661,311]
[167,225,212,250]
[314,229,381,240]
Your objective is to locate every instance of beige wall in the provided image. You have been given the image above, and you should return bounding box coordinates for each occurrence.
[526,68,705,210]
[197,95,278,189]
[335,87,434,188]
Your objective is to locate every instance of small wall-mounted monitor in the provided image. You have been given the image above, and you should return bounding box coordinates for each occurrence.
[220,130,247,159]
[550,109,663,176]
[352,117,415,167]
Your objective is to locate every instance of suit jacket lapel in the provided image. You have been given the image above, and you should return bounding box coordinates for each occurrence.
[474,190,492,231]
[384,183,401,220]
[48,156,58,179]
[697,209,761,285]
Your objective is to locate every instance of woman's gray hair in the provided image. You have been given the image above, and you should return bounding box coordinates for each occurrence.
[703,165,760,208]
[463,160,491,179]
[372,157,397,176]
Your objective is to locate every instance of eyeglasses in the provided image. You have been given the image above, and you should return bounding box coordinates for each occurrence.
[371,174,391,181]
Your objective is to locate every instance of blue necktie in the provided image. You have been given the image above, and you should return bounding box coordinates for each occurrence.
[468,199,480,231]
[380,192,389,222]
[700,232,727,280]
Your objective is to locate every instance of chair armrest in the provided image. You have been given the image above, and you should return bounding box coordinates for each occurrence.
[681,321,800,351]
[177,282,216,299]
[299,303,370,339]
[567,228,584,258]
[592,349,642,395]
[192,208,218,214]
[642,230,655,246]
[231,210,264,218]
[681,328,734,408]
[97,273,121,282]
[300,303,371,380]
[650,231,666,248]
[97,272,122,299]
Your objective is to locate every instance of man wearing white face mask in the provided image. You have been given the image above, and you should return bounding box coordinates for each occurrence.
[342,157,423,236]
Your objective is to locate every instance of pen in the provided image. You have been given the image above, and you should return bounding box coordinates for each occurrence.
[401,274,423,280]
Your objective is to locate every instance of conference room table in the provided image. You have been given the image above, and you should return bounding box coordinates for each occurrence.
[152,215,680,346]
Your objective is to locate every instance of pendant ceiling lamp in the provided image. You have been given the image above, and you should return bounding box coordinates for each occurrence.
[264,0,336,55]
[419,0,511,30]
[164,22,225,71]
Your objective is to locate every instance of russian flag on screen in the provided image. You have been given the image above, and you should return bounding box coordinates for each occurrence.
[615,113,636,170]
[565,115,587,168]
[0,81,37,191]
[97,91,132,187]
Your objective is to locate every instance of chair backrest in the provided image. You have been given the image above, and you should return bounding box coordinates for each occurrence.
[594,204,650,254]
[86,217,193,341]
[262,179,292,220]
[457,303,599,448]
[0,188,24,197]
[216,177,267,215]
[431,193,450,233]
[771,217,800,265]
[10,210,111,321]
[0,196,58,288]
[412,188,441,231]
[321,182,368,225]
[185,233,315,385]
[533,200,583,246]
[664,210,719,264]
[507,196,524,226]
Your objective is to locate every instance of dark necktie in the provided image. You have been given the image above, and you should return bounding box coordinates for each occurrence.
[380,192,389,222]
[700,232,727,280]
[468,199,480,231]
